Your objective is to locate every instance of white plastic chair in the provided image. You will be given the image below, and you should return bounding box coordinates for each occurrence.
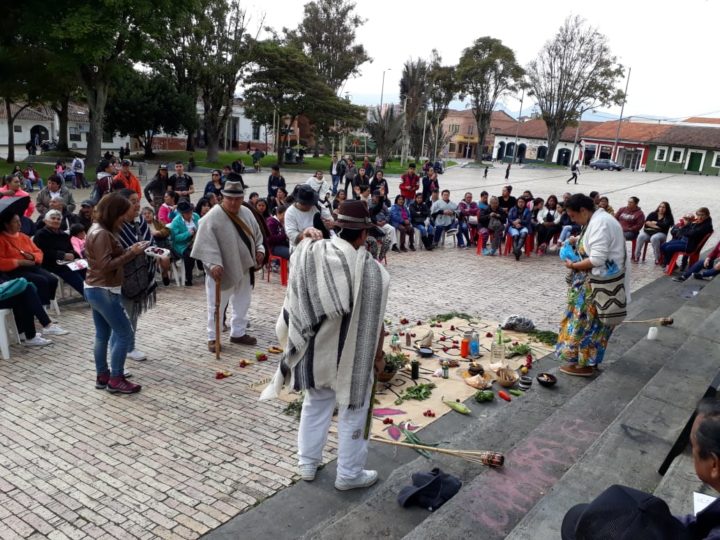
[171,260,185,287]
[0,308,21,360]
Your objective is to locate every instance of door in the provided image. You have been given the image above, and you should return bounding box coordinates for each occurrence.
[687,152,703,172]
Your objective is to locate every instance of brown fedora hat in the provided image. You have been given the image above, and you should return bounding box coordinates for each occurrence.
[335,200,377,231]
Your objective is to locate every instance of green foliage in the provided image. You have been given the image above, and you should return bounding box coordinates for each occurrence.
[525,16,625,162]
[528,329,559,346]
[457,37,524,161]
[104,68,196,157]
[383,352,408,371]
[365,107,404,166]
[432,312,474,322]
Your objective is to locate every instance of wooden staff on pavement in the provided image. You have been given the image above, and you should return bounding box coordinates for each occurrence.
[215,277,221,359]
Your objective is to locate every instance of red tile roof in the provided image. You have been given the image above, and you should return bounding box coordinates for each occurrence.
[683,117,720,125]
[492,118,602,141]
[0,104,53,122]
[650,125,720,150]
[582,121,672,143]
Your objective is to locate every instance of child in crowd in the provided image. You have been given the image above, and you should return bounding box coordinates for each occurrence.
[69,223,86,258]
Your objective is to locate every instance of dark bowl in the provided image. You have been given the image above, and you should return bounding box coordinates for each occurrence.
[418,347,433,358]
[519,375,533,386]
[536,372,557,387]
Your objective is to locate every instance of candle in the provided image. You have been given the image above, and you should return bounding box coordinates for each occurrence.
[647,327,658,340]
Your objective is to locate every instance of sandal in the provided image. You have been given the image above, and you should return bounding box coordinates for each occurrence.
[559,363,595,377]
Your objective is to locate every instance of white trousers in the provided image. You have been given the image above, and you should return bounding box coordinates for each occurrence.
[381,224,397,247]
[297,377,373,481]
[205,274,252,340]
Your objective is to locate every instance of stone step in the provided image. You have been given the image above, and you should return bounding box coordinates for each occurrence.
[503,295,720,538]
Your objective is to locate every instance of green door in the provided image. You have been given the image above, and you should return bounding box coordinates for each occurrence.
[687,152,704,172]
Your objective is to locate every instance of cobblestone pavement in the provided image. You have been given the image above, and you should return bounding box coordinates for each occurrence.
[0,164,715,539]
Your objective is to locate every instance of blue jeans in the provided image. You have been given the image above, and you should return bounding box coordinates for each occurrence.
[433,222,459,246]
[508,226,529,238]
[682,258,719,279]
[331,175,341,195]
[85,287,134,377]
[660,238,689,265]
[271,245,290,259]
[414,224,434,238]
[457,222,470,247]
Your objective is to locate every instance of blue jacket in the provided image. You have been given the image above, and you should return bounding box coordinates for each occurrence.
[168,212,200,255]
[390,204,410,227]
[507,206,533,232]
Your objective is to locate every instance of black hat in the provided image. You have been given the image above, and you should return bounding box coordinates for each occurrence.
[159,164,168,170]
[294,184,318,206]
[397,468,461,512]
[80,199,95,207]
[177,201,193,213]
[561,485,690,540]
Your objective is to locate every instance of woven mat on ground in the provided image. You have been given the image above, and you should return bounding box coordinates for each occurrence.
[251,316,554,441]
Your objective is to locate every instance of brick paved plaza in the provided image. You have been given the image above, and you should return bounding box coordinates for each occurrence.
[0,164,715,539]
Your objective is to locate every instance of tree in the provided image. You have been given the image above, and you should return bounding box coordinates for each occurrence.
[104,68,196,158]
[285,0,370,93]
[457,37,524,162]
[365,106,404,165]
[23,0,189,169]
[243,41,364,164]
[426,50,458,160]
[526,16,625,163]
[399,59,429,161]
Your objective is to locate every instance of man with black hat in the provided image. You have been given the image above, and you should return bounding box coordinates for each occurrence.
[284,184,334,253]
[261,200,390,491]
[77,199,95,232]
[191,175,265,351]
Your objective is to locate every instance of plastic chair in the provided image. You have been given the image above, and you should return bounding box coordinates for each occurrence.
[629,238,637,262]
[267,255,288,286]
[504,234,533,257]
[0,308,21,360]
[171,259,185,287]
[665,233,713,276]
[477,231,503,255]
[440,228,458,247]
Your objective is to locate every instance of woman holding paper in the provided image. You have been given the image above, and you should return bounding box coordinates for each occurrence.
[33,209,87,297]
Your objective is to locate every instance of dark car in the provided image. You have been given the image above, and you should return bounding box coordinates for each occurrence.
[590,158,623,171]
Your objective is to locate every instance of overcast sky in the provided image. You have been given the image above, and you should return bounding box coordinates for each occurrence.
[245,0,720,121]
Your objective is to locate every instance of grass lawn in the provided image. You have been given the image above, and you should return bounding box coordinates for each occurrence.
[0,160,55,180]
[129,150,456,175]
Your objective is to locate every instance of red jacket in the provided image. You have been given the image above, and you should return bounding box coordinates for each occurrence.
[615,206,645,233]
[399,173,420,200]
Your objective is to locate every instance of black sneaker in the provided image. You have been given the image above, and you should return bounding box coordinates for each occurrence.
[409,245,416,252]
[672,276,687,282]
[391,246,400,253]
[162,275,170,286]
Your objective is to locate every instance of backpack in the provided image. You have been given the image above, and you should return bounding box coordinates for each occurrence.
[89,175,112,205]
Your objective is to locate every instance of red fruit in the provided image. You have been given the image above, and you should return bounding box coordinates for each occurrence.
[526,354,533,361]
[417,321,422,325]
[513,341,519,346]
[399,332,405,336]
[257,354,268,362]
[239,360,248,368]
[439,336,446,342]
[443,347,448,352]
[215,371,225,380]
[486,332,493,338]
[411,333,417,337]
[450,325,455,331]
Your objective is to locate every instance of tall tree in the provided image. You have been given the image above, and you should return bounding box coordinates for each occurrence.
[426,50,458,160]
[24,0,188,169]
[526,16,625,163]
[457,37,523,162]
[243,41,364,164]
[365,106,404,165]
[399,59,429,161]
[105,68,196,158]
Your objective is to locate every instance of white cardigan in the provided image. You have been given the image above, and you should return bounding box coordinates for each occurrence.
[582,208,632,303]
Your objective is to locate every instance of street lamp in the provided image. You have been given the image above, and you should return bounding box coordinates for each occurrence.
[379,68,391,114]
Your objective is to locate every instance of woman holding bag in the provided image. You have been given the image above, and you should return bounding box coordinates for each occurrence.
[556,193,630,377]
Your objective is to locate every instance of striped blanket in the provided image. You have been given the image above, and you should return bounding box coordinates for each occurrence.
[260,236,389,409]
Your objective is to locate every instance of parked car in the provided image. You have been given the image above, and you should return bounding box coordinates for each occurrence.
[589,158,623,171]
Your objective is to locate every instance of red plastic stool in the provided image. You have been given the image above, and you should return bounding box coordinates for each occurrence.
[267,255,288,286]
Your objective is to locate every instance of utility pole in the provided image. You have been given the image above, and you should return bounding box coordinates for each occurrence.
[420,109,428,160]
[511,87,525,164]
[401,97,409,166]
[379,68,391,115]
[432,114,441,162]
[612,66,631,162]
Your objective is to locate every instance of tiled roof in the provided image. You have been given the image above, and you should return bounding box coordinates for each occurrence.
[582,120,672,143]
[683,117,720,125]
[650,125,720,150]
[0,104,53,122]
[493,118,602,142]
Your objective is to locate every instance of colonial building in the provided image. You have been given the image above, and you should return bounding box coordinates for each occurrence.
[643,124,720,175]
[580,121,671,170]
[442,110,516,159]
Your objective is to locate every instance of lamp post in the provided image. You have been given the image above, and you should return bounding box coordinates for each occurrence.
[379,68,391,115]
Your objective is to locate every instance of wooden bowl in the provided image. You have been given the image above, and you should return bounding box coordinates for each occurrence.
[496,367,519,388]
[536,372,557,387]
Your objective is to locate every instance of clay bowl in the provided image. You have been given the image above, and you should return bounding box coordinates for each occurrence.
[495,367,519,388]
[536,372,558,387]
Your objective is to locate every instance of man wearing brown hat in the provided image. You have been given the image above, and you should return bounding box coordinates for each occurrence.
[191,176,265,351]
[261,200,390,491]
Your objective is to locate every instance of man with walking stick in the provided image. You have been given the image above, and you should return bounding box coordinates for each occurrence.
[261,200,390,491]
[191,176,265,353]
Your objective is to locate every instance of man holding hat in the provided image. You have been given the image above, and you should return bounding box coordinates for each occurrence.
[191,174,265,351]
[261,200,390,491]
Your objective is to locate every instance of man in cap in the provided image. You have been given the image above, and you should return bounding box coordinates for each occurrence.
[77,199,95,232]
[114,159,142,199]
[191,174,265,351]
[261,200,390,491]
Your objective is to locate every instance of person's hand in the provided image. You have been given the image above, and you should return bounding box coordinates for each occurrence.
[19,250,34,261]
[568,236,578,246]
[17,258,35,267]
[322,218,335,229]
[210,264,223,281]
[131,241,149,255]
[64,253,74,261]
[302,227,323,240]
[704,258,712,268]
[565,259,576,269]
[255,251,264,266]
[714,260,720,272]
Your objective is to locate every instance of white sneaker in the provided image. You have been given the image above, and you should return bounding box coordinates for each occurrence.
[42,324,69,336]
[24,336,52,347]
[334,470,378,491]
[127,349,147,361]
[299,464,318,482]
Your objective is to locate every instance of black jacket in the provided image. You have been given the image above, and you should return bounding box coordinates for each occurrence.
[422,176,440,203]
[33,227,78,272]
[144,174,168,205]
[408,201,431,226]
[678,218,714,253]
[478,206,507,228]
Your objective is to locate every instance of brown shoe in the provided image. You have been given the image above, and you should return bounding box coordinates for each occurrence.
[230,335,257,346]
[208,340,222,353]
[559,363,595,377]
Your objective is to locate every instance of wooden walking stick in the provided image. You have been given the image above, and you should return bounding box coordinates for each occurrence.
[214,277,221,360]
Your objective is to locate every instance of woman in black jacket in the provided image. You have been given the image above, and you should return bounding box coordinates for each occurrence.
[33,209,86,296]
[660,207,713,270]
[634,201,674,263]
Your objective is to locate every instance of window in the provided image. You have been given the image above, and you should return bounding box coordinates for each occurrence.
[252,123,260,140]
[467,124,474,135]
[713,152,720,168]
[69,127,81,142]
[670,148,684,163]
[448,143,456,153]
[102,129,114,143]
[13,125,21,133]
[655,146,668,161]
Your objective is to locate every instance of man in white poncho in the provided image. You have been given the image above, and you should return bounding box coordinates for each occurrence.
[261,200,389,491]
[191,178,264,352]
